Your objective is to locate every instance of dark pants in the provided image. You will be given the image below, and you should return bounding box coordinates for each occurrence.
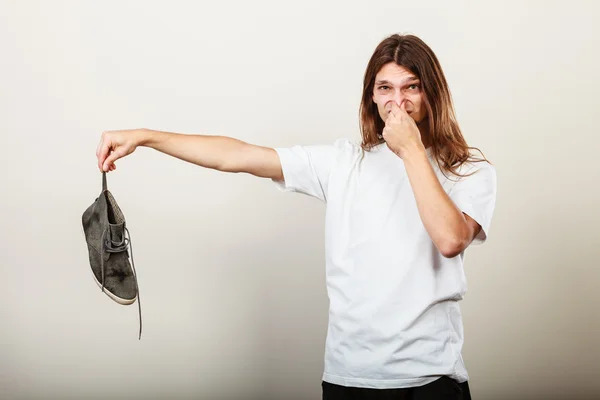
[322,376,472,400]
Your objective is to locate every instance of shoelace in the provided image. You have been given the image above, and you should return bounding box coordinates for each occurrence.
[100,225,142,340]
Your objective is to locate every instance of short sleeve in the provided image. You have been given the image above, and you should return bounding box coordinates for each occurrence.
[271,139,344,203]
[449,162,497,245]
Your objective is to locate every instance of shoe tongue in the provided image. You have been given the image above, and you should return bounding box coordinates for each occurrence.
[109,222,125,242]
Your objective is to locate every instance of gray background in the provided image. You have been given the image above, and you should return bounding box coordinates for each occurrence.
[1,0,598,399]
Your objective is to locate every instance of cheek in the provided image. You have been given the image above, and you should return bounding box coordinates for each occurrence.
[407,94,421,106]
[372,93,387,105]
[372,96,387,112]
[410,96,425,113]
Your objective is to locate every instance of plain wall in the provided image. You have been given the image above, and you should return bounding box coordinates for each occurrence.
[1,0,599,399]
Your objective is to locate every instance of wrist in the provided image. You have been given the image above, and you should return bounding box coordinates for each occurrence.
[398,140,426,161]
[137,128,158,147]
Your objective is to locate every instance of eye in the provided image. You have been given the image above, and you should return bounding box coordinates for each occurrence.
[378,86,390,90]
[408,84,420,90]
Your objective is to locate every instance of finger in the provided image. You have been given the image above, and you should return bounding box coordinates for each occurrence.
[400,101,407,112]
[96,131,107,158]
[391,102,403,119]
[387,103,396,115]
[96,137,101,158]
[102,148,122,172]
[98,141,112,171]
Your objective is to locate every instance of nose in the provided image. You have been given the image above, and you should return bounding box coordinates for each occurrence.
[386,92,404,111]
[387,90,405,109]
[393,91,403,106]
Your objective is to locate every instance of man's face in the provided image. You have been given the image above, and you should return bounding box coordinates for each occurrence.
[372,62,427,125]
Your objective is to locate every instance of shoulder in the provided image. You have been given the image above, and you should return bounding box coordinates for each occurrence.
[273,137,360,174]
[449,150,496,181]
[446,158,497,200]
[278,137,357,152]
[316,137,364,161]
[331,137,360,151]
[463,159,495,178]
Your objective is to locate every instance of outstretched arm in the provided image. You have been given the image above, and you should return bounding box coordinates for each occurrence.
[96,128,283,181]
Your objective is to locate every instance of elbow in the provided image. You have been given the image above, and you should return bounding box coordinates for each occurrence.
[437,236,468,259]
[436,215,479,258]
[218,160,239,173]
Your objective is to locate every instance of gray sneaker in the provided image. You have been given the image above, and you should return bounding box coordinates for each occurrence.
[82,172,142,339]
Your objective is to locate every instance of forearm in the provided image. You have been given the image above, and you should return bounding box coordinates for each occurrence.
[140,129,247,172]
[402,144,469,257]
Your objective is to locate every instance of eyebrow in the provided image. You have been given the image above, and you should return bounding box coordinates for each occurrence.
[375,77,420,85]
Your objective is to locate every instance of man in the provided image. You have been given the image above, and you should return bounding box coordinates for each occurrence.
[97,34,496,399]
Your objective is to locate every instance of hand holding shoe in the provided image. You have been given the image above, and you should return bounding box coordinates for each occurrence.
[96,129,147,172]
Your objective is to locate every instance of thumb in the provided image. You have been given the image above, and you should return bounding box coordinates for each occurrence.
[400,101,407,112]
[102,148,123,172]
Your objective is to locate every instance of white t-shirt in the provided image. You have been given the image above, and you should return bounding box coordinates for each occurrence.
[272,138,497,389]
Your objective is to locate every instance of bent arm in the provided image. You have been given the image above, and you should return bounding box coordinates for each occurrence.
[402,143,481,258]
[142,129,283,180]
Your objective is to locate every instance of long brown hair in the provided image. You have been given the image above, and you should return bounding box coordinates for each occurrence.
[359,34,489,178]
